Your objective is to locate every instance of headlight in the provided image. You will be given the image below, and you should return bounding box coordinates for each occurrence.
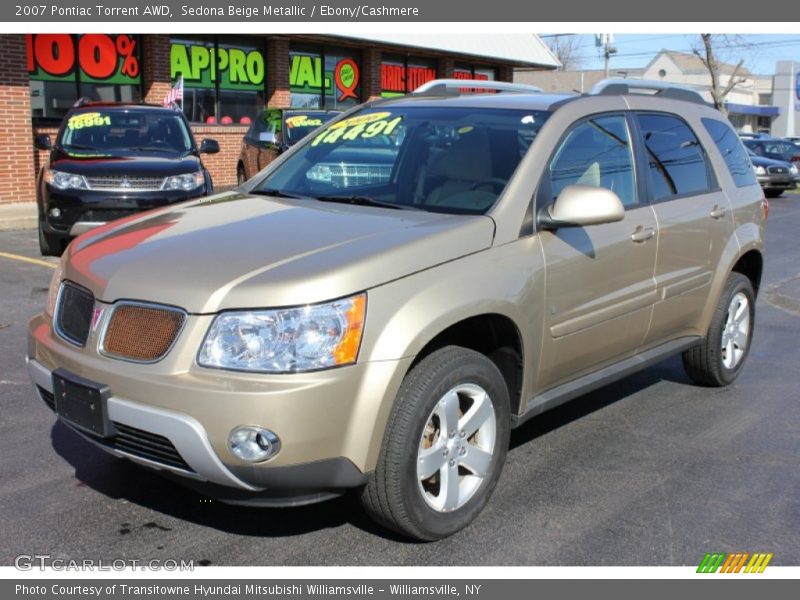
[163,172,204,191]
[754,165,766,176]
[44,169,89,190]
[198,293,366,373]
[46,261,64,317]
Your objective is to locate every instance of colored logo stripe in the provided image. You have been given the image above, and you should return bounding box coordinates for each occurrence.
[697,552,773,573]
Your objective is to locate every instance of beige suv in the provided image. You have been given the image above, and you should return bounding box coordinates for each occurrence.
[27,79,767,540]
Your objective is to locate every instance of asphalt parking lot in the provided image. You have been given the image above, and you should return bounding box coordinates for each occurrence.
[1,195,799,567]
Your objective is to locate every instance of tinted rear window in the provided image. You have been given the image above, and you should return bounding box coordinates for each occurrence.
[636,113,712,201]
[702,118,758,188]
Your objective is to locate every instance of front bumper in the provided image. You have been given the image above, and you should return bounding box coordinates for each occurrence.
[40,186,207,238]
[756,174,796,190]
[27,312,411,504]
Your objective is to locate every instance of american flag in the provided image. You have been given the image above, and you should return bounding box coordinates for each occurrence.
[162,76,183,108]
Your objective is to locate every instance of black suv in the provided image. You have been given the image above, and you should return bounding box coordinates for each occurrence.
[35,101,219,256]
[237,108,339,185]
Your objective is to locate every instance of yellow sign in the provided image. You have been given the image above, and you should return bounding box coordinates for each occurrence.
[312,113,402,146]
[285,115,323,128]
[67,112,111,130]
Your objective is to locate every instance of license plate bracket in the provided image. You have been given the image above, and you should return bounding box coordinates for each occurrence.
[52,368,114,438]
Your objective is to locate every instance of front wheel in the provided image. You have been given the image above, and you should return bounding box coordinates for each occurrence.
[361,346,510,540]
[682,273,755,387]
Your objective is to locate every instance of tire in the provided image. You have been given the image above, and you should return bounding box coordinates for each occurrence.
[38,221,64,257]
[682,273,755,387]
[237,165,247,186]
[764,189,784,198]
[361,346,510,541]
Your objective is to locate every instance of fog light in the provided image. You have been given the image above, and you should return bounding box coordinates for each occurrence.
[49,208,61,218]
[228,426,280,462]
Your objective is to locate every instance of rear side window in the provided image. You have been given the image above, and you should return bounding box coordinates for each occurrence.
[702,118,758,188]
[636,113,712,201]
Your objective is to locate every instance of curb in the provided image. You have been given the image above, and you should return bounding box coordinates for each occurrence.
[0,203,37,231]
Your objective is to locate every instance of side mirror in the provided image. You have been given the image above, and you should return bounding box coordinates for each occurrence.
[199,138,220,154]
[539,185,625,230]
[34,134,52,150]
[258,131,278,145]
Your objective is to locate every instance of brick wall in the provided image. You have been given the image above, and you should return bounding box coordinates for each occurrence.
[267,37,291,108]
[142,34,172,105]
[362,47,383,101]
[0,35,35,204]
[190,126,247,188]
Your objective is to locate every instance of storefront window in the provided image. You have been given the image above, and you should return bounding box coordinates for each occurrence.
[289,45,361,110]
[27,34,142,120]
[380,54,436,97]
[453,64,496,81]
[170,36,266,124]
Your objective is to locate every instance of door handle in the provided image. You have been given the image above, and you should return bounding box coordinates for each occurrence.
[631,226,655,243]
[709,205,727,220]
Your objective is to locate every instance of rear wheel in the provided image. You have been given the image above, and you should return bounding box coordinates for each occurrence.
[38,221,64,257]
[764,189,784,198]
[361,346,510,540]
[237,165,247,186]
[682,273,755,387]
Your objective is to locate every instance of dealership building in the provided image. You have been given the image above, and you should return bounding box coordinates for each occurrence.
[0,33,558,210]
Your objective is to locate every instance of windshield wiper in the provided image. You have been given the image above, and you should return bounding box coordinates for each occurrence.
[126,147,178,153]
[314,195,421,211]
[61,144,95,151]
[250,188,309,200]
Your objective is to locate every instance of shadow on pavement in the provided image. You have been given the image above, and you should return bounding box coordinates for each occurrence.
[49,356,691,546]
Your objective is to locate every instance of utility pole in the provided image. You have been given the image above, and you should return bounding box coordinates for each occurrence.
[596,34,617,78]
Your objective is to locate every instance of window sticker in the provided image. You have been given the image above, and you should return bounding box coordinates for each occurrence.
[311,112,402,146]
[67,112,111,130]
[286,115,324,128]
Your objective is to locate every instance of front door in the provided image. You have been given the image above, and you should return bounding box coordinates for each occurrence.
[537,113,658,390]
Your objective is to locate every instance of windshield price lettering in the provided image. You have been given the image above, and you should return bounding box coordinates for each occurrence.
[311,116,402,146]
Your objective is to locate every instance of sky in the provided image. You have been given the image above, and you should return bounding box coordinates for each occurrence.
[542,34,800,75]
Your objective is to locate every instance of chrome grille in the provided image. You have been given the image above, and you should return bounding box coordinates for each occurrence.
[85,175,165,191]
[767,166,788,175]
[55,282,95,347]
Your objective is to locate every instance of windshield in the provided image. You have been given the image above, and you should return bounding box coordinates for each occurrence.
[254,106,550,214]
[284,112,338,144]
[59,109,193,154]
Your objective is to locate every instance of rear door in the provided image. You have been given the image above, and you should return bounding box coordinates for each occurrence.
[537,113,659,389]
[633,112,735,345]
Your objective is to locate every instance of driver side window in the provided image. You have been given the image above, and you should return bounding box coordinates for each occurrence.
[548,114,637,207]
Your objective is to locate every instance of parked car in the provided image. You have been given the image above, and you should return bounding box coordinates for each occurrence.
[748,148,798,197]
[35,101,218,256]
[28,79,766,540]
[742,137,800,164]
[237,108,339,184]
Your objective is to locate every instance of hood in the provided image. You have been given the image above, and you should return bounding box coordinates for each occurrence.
[50,150,201,177]
[65,192,495,313]
[749,154,792,168]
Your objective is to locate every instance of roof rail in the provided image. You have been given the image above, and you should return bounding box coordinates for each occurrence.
[413,79,542,95]
[589,78,708,106]
[72,97,93,108]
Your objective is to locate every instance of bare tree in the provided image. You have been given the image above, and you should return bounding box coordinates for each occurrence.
[546,35,584,72]
[692,34,749,114]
